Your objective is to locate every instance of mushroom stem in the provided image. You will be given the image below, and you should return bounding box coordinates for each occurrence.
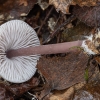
[7,40,83,58]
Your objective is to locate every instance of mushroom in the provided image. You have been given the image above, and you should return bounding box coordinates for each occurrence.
[0,20,83,83]
[0,20,40,83]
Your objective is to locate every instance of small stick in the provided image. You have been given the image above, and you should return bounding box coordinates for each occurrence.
[37,6,54,35]
[43,15,76,44]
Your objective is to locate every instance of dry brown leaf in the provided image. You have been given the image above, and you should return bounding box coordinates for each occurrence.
[9,77,39,96]
[73,2,100,27]
[0,77,39,100]
[0,85,6,100]
[0,0,37,20]
[48,83,85,100]
[37,49,95,99]
[73,82,100,100]
[49,87,74,100]
[49,0,73,14]
[0,83,14,100]
[18,0,28,6]
[49,0,97,14]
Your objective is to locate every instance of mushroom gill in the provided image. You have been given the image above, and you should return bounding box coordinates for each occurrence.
[0,20,40,83]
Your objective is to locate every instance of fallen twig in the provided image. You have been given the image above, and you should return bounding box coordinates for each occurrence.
[37,6,54,35]
[42,15,76,44]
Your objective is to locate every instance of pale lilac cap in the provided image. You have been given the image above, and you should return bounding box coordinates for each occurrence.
[0,20,40,83]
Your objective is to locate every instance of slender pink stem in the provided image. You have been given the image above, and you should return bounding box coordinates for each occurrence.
[7,40,83,58]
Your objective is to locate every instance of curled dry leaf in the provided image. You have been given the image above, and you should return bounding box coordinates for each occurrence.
[49,0,97,14]
[0,85,6,100]
[9,77,39,96]
[0,83,14,100]
[18,0,28,6]
[48,18,56,31]
[38,0,49,10]
[49,87,75,100]
[48,83,85,100]
[73,82,100,100]
[73,2,100,27]
[0,0,37,20]
[37,49,95,99]
[94,57,100,64]
[0,77,39,100]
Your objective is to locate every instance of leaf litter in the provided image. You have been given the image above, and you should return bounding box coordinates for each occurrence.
[37,49,95,99]
[0,0,100,100]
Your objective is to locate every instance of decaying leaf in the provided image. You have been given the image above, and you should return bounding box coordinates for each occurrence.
[73,82,100,100]
[38,0,49,10]
[0,0,37,21]
[61,22,92,42]
[37,49,95,99]
[0,85,6,100]
[48,18,56,31]
[9,77,39,96]
[73,2,100,27]
[49,0,97,14]
[0,83,14,100]
[0,77,39,100]
[94,56,100,65]
[49,87,74,100]
[18,0,28,6]
[48,82,85,100]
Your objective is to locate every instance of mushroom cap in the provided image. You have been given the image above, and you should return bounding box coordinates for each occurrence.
[0,20,40,83]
